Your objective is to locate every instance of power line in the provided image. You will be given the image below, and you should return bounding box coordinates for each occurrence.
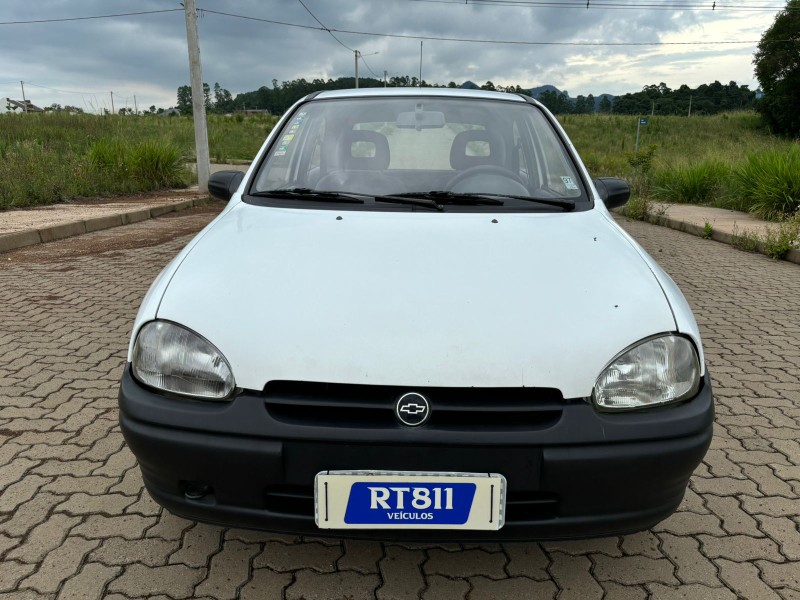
[296,0,354,51]
[359,53,382,78]
[22,82,104,95]
[200,9,776,45]
[0,9,184,26]
[401,0,797,11]
[192,9,324,31]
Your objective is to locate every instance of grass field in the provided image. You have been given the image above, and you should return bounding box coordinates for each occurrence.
[1,110,797,220]
[0,113,276,209]
[560,111,800,220]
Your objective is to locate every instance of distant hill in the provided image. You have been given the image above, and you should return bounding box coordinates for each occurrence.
[528,85,567,99]
[594,94,614,111]
[526,86,616,111]
[454,82,613,109]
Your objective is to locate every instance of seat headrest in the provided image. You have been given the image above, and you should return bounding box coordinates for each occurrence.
[339,130,390,171]
[450,129,506,170]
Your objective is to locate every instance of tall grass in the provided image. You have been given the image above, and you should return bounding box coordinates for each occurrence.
[560,112,800,221]
[1,109,797,217]
[733,147,800,220]
[0,112,275,209]
[89,138,188,189]
[652,161,731,205]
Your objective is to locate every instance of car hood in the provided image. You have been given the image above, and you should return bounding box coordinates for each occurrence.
[155,203,677,398]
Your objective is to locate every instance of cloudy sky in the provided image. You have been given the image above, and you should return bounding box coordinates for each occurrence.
[0,0,782,113]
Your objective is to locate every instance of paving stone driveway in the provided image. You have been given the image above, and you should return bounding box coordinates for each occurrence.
[1,215,799,600]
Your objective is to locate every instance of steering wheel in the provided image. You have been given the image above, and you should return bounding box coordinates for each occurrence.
[445,165,528,195]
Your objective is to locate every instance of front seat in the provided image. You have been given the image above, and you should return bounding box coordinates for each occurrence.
[315,130,406,196]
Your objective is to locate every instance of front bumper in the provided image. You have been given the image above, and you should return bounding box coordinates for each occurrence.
[118,367,713,541]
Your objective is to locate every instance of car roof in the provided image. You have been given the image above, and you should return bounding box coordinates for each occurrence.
[314,87,529,103]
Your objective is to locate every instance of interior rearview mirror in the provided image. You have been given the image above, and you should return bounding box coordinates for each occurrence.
[396,110,446,130]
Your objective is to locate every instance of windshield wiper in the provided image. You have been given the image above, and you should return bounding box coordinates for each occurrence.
[385,191,574,211]
[388,191,504,206]
[250,188,365,204]
[454,192,576,211]
[373,195,444,211]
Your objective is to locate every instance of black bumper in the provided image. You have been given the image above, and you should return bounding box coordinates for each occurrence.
[118,367,713,541]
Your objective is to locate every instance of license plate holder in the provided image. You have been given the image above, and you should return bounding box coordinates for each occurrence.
[315,471,506,530]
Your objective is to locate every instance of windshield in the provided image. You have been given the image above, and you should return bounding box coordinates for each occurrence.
[249,95,588,210]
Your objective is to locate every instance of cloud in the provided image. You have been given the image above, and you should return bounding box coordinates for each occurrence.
[0,0,777,111]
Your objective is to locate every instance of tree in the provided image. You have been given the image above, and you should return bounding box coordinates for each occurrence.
[538,90,573,114]
[753,0,800,135]
[203,82,212,109]
[213,82,234,113]
[599,96,613,114]
[176,85,192,115]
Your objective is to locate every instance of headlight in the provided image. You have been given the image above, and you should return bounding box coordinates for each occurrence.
[593,334,700,411]
[132,321,235,400]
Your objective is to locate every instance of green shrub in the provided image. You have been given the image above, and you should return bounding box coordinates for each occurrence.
[733,146,800,220]
[129,141,188,188]
[621,195,651,221]
[89,138,129,176]
[626,144,658,174]
[762,215,800,259]
[653,161,730,204]
[730,224,762,252]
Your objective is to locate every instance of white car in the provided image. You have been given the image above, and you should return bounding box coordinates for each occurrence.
[119,88,713,541]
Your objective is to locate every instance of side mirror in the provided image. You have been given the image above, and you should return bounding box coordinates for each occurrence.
[592,177,630,210]
[208,170,245,202]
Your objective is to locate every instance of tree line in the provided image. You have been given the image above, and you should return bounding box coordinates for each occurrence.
[176,77,757,118]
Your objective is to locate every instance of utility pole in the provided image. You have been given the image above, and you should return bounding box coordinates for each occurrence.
[688,95,692,118]
[134,95,138,115]
[184,0,210,193]
[354,50,359,88]
[110,91,115,115]
[419,41,423,86]
[20,81,27,113]
[651,100,654,116]
[384,70,388,87]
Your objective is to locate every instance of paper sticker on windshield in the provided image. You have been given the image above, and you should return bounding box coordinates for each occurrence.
[560,176,578,190]
[281,134,295,144]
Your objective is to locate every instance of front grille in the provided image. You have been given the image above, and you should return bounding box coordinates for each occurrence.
[506,492,559,521]
[263,381,564,431]
[264,485,314,516]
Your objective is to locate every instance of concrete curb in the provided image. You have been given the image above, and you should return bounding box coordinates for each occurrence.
[613,209,800,266]
[0,196,208,254]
